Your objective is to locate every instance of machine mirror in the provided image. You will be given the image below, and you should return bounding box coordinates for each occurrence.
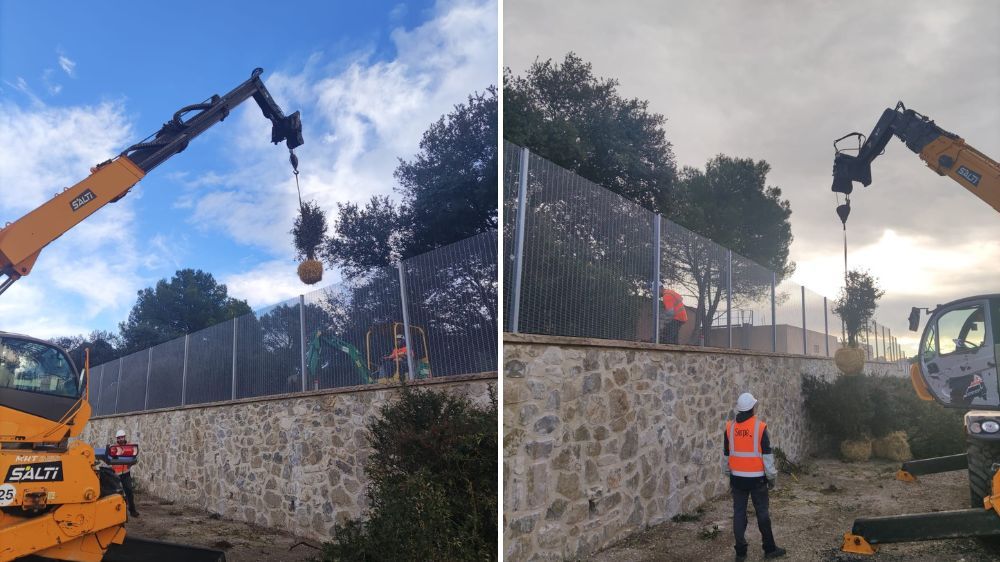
[908,307,921,332]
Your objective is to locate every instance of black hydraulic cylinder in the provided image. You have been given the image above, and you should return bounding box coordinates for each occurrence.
[901,453,968,476]
[852,508,1000,544]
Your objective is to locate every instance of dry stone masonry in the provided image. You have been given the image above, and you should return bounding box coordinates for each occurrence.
[81,373,496,542]
[503,333,904,561]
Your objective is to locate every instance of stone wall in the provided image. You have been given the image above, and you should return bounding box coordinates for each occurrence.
[503,334,905,561]
[81,373,496,542]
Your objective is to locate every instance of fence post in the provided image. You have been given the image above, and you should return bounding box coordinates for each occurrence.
[300,295,307,392]
[801,286,807,355]
[882,325,888,361]
[114,357,123,414]
[232,317,239,400]
[653,216,661,344]
[771,272,777,353]
[727,249,733,349]
[144,347,152,411]
[94,364,104,415]
[873,321,879,360]
[864,322,871,359]
[823,296,830,357]
[181,334,189,406]
[398,261,417,381]
[508,147,530,333]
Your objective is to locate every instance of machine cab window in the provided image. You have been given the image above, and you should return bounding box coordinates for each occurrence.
[919,299,998,408]
[0,336,79,398]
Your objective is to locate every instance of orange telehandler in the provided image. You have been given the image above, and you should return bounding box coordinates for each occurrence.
[827,102,1000,553]
[0,68,302,561]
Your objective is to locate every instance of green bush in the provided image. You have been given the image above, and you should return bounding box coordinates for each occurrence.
[802,372,965,458]
[318,385,498,561]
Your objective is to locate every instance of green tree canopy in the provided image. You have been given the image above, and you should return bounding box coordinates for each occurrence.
[324,86,498,279]
[833,269,885,347]
[51,330,121,369]
[118,269,250,353]
[663,155,795,343]
[504,52,677,214]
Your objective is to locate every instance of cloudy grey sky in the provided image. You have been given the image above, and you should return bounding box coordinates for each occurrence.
[504,0,1000,354]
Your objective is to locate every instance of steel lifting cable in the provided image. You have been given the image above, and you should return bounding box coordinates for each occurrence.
[290,149,302,209]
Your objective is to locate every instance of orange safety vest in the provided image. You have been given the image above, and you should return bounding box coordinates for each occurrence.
[662,289,689,322]
[726,417,766,477]
[112,463,130,475]
[386,346,407,361]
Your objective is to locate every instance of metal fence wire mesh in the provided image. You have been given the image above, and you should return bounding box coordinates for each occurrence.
[517,154,656,341]
[504,142,902,362]
[85,230,498,415]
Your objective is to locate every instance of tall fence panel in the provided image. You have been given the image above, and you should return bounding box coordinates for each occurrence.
[115,350,149,413]
[146,337,186,409]
[303,267,405,389]
[235,298,303,398]
[728,255,777,352]
[403,231,498,377]
[661,220,730,347]
[518,154,656,341]
[184,320,235,405]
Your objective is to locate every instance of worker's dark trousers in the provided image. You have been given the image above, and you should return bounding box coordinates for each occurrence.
[119,472,138,515]
[663,320,683,344]
[732,481,776,556]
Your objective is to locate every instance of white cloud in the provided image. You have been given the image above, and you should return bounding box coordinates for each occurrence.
[184,0,498,257]
[222,259,343,310]
[0,100,144,337]
[58,55,76,77]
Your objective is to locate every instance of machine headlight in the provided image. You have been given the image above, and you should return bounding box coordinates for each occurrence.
[970,422,982,433]
[982,421,1000,433]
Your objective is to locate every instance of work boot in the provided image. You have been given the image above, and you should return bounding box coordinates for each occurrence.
[764,547,786,558]
[734,555,746,562]
[130,510,140,518]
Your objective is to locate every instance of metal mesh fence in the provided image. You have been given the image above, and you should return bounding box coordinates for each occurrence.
[503,141,522,330]
[116,350,149,413]
[503,143,905,362]
[404,231,498,377]
[235,297,302,398]
[146,337,185,409]
[86,228,497,416]
[729,255,776,352]
[662,219,729,347]
[803,287,829,357]
[303,268,404,390]
[518,154,656,341]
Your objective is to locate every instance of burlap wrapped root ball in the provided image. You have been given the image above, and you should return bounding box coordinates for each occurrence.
[834,346,866,376]
[840,438,872,462]
[297,259,323,285]
[872,431,912,462]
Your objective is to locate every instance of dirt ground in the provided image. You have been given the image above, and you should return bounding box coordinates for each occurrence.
[123,493,321,562]
[588,458,1000,562]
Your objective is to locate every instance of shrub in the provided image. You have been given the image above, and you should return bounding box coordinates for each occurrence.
[318,385,498,561]
[802,372,965,459]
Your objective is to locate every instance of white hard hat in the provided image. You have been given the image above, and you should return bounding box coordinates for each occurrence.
[736,392,757,412]
[115,429,127,438]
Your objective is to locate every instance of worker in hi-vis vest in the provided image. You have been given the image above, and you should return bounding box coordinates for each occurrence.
[724,393,786,561]
[661,288,688,344]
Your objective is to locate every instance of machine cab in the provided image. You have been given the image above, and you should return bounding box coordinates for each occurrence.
[916,295,1000,409]
[0,332,87,443]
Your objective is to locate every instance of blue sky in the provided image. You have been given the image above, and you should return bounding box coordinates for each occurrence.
[0,0,498,338]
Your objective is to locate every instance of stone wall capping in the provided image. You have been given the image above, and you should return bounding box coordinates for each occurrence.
[91,371,497,420]
[504,332,904,365]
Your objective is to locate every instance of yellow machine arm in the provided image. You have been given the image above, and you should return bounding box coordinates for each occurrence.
[0,67,303,296]
[831,101,1000,215]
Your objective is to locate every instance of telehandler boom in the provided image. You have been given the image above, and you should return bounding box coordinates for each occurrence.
[827,102,1000,554]
[0,68,302,562]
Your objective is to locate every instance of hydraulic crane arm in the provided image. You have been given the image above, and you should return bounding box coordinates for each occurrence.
[831,101,1000,214]
[0,67,303,296]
